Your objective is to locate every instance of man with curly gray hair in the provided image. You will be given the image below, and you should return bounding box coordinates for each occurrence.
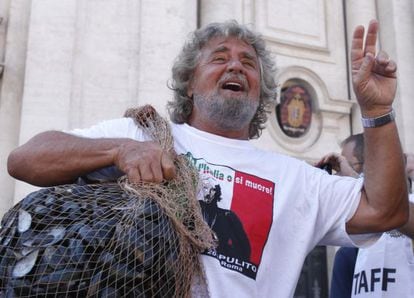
[8,20,409,297]
[168,20,277,139]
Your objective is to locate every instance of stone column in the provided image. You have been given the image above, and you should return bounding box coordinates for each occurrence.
[344,0,377,134]
[0,0,31,215]
[13,0,80,201]
[200,0,253,25]
[136,0,197,114]
[377,0,414,151]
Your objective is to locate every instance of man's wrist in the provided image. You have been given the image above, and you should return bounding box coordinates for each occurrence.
[361,109,395,128]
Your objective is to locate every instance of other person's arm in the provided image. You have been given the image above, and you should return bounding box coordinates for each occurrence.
[315,153,359,178]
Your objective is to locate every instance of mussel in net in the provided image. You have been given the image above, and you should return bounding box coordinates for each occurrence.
[0,183,185,297]
[42,246,68,270]
[12,249,39,278]
[1,226,16,247]
[22,226,66,248]
[17,210,31,234]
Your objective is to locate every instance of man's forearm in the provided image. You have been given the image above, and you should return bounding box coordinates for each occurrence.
[346,121,409,234]
[363,122,408,230]
[7,131,121,186]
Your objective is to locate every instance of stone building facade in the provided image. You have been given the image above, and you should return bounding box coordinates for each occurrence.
[0,0,413,296]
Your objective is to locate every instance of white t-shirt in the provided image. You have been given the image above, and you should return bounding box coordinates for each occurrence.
[351,194,414,298]
[70,118,375,297]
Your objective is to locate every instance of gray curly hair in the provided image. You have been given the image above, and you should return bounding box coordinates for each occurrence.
[167,20,278,139]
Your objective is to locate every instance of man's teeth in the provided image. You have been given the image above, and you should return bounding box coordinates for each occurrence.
[224,82,242,91]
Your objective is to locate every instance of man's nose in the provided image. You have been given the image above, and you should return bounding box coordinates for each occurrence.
[227,59,244,74]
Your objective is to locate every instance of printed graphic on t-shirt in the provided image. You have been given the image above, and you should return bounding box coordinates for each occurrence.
[351,233,414,297]
[352,267,397,296]
[186,153,274,280]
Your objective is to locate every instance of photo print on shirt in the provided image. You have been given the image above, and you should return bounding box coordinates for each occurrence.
[186,152,275,279]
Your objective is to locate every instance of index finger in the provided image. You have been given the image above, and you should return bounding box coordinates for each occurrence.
[363,20,378,56]
[351,25,365,63]
[350,20,379,63]
[161,153,176,180]
[127,167,142,184]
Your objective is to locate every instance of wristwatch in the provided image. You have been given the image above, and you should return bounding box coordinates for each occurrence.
[361,109,395,128]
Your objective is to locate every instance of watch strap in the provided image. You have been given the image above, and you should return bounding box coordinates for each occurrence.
[361,109,395,128]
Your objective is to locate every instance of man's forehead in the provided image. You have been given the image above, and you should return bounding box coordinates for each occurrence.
[201,36,257,57]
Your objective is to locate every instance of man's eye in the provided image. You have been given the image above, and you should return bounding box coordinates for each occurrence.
[242,60,256,68]
[213,57,226,62]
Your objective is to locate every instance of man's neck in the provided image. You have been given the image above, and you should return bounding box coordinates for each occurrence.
[187,108,251,140]
[188,118,250,140]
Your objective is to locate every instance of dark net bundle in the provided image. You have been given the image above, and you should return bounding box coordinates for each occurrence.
[0,105,216,297]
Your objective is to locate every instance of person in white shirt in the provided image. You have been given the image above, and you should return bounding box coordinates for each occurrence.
[320,146,414,298]
[7,20,408,297]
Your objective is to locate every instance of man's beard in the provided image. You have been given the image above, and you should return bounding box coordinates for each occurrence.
[193,91,259,131]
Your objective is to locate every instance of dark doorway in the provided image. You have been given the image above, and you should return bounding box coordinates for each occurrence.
[294,246,328,298]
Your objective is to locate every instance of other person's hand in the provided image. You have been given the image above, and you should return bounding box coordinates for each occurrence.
[315,153,359,178]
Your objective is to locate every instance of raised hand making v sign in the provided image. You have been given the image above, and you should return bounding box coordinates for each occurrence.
[351,20,397,117]
[345,19,408,235]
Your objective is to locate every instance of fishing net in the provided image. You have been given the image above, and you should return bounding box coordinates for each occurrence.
[0,105,215,297]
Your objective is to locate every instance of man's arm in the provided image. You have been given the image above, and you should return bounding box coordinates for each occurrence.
[345,20,408,234]
[7,131,176,186]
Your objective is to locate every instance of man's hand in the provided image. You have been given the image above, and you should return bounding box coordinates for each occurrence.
[315,153,359,178]
[115,140,176,184]
[351,20,397,117]
[7,131,177,186]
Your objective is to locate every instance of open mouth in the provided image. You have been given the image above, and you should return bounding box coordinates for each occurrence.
[222,81,245,92]
[221,76,248,92]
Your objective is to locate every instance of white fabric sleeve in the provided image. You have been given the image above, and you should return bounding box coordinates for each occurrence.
[65,118,148,182]
[343,183,414,247]
[307,167,381,248]
[346,183,414,247]
[338,177,382,248]
[67,118,147,140]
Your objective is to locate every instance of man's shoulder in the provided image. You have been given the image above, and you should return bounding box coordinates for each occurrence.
[69,117,139,139]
